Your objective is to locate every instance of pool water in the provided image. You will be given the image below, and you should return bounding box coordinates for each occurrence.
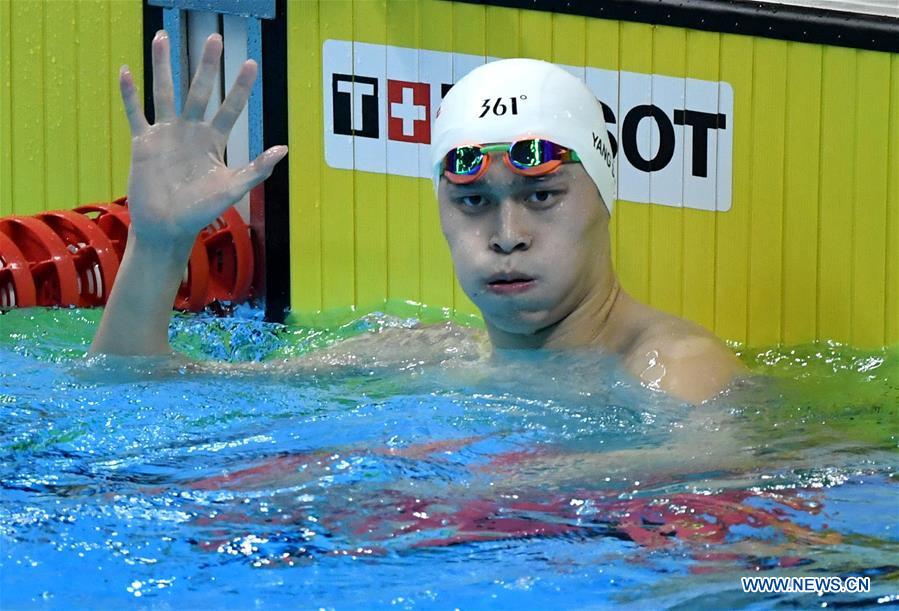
[1,307,896,609]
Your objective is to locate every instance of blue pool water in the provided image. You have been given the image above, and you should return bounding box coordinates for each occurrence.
[1,307,897,609]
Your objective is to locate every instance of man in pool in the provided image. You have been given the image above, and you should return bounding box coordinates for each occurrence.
[91,31,745,404]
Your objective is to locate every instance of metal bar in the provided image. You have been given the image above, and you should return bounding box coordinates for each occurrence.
[450,0,899,54]
[149,0,276,20]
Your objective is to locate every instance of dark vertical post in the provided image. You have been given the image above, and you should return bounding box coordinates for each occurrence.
[141,1,164,124]
[260,0,290,323]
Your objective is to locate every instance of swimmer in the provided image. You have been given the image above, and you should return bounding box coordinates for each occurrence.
[430,58,746,403]
[91,31,745,404]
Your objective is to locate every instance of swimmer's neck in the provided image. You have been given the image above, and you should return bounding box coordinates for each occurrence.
[484,270,624,351]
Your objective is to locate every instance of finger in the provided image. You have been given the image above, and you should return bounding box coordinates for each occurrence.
[152,30,176,121]
[182,33,223,121]
[225,146,288,203]
[210,59,257,137]
[119,65,149,136]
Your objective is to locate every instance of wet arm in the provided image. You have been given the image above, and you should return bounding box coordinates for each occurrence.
[90,232,192,355]
[89,31,285,357]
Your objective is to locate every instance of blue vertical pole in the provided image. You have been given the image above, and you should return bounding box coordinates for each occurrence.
[246,18,264,161]
[161,8,188,114]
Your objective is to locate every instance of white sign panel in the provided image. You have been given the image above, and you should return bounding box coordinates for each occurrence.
[322,39,734,212]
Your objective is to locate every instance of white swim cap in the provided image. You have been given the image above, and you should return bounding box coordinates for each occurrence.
[431,58,617,213]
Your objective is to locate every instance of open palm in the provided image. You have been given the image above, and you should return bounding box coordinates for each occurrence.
[119,30,286,249]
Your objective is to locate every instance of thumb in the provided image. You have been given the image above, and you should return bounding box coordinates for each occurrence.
[228,145,288,201]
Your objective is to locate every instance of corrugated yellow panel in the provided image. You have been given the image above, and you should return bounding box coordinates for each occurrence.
[419,0,452,60]
[289,0,324,314]
[585,17,620,268]
[818,46,856,343]
[45,1,79,210]
[781,42,822,345]
[485,4,519,58]
[417,0,455,322]
[681,29,720,332]
[10,0,45,216]
[109,0,143,199]
[76,0,113,203]
[319,0,356,311]
[384,0,421,318]
[649,25,686,318]
[616,21,653,304]
[888,55,899,345]
[518,7,551,60]
[851,50,890,347]
[0,0,11,217]
[353,0,388,311]
[714,33,753,344]
[747,38,787,346]
[0,0,140,217]
[551,12,585,66]
[450,0,485,319]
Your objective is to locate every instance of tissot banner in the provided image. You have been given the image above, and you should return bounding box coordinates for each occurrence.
[323,39,734,211]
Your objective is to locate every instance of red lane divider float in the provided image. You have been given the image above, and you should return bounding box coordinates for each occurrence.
[201,207,254,305]
[0,198,254,311]
[0,232,37,308]
[0,216,81,307]
[37,210,120,307]
[73,197,131,259]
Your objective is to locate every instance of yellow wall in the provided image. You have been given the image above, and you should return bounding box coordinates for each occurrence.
[2,0,895,347]
[287,0,899,348]
[0,0,143,217]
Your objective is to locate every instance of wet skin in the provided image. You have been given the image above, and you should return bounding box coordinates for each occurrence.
[437,153,746,404]
[90,30,742,404]
[90,31,287,356]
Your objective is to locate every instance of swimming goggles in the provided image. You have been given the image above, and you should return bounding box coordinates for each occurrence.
[441,139,581,185]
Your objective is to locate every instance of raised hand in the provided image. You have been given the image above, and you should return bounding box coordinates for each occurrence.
[91,30,286,356]
[118,30,287,250]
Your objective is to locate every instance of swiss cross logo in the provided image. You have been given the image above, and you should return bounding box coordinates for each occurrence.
[387,80,431,144]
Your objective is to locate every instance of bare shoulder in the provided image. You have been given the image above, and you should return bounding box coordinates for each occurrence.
[620,311,746,404]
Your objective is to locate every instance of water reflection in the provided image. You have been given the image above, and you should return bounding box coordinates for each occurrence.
[0,308,896,607]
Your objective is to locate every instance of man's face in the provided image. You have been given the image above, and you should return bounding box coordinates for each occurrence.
[437,150,610,335]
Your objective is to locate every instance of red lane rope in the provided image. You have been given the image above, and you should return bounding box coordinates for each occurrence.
[0,216,81,306]
[0,199,255,311]
[0,232,37,308]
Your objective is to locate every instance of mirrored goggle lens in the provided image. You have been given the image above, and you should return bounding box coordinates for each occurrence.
[446,146,485,175]
[507,139,561,170]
